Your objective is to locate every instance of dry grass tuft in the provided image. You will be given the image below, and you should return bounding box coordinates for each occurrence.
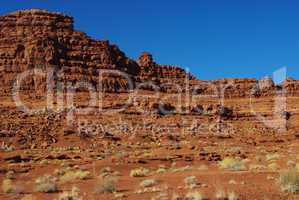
[218,157,246,171]
[95,176,117,193]
[130,168,150,177]
[59,169,90,183]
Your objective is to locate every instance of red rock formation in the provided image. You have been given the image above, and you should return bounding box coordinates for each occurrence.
[136,52,194,92]
[0,9,140,93]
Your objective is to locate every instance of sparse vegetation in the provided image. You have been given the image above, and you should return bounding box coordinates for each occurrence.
[268,162,279,171]
[184,176,198,188]
[2,179,14,193]
[35,175,58,193]
[59,169,91,183]
[130,168,150,177]
[156,167,167,174]
[279,170,299,194]
[266,153,280,162]
[2,179,23,194]
[95,176,117,193]
[218,157,246,171]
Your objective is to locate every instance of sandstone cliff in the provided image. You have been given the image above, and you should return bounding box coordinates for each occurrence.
[0,9,193,93]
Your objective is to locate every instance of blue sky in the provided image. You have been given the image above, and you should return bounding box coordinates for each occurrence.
[1,0,299,80]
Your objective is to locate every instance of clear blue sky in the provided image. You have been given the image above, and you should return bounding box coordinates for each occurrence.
[1,0,299,80]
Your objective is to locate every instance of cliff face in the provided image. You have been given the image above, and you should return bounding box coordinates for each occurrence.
[0,9,141,92]
[0,9,194,93]
[0,9,299,97]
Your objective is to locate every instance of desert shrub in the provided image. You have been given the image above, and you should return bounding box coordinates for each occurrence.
[139,179,157,187]
[279,170,299,194]
[100,167,112,174]
[54,168,67,176]
[228,191,239,200]
[95,176,117,193]
[2,179,15,193]
[218,157,246,171]
[60,169,90,183]
[2,179,23,194]
[156,167,167,174]
[185,191,203,200]
[130,168,150,177]
[35,175,58,193]
[58,186,82,200]
[184,176,198,188]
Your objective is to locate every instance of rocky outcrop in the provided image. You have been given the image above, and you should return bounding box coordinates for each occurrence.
[136,52,195,92]
[0,9,194,93]
[0,9,141,92]
[282,77,299,95]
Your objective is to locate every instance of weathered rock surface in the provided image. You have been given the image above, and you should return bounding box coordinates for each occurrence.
[0,9,193,93]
